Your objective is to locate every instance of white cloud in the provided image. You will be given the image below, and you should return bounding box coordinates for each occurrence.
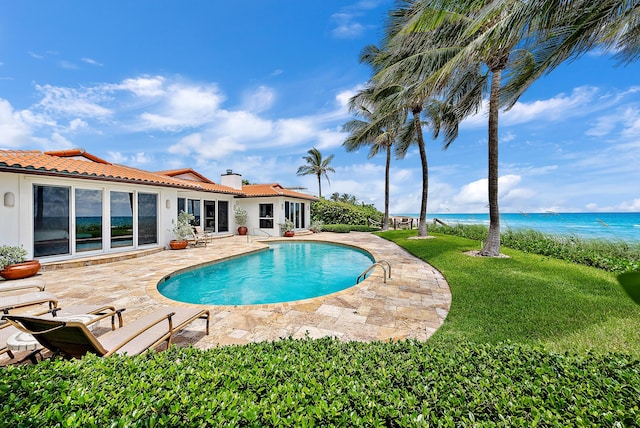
[241,85,275,113]
[82,58,103,67]
[35,84,112,118]
[0,99,33,147]
[331,13,366,39]
[168,132,246,160]
[114,76,166,97]
[462,86,601,129]
[214,110,273,140]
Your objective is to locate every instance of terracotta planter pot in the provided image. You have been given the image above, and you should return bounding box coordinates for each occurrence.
[237,226,248,236]
[169,240,188,250]
[0,260,41,280]
[284,231,295,237]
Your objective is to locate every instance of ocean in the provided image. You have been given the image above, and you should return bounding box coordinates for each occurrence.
[392,212,640,243]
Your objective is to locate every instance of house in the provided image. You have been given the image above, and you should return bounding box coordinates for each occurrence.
[0,149,316,263]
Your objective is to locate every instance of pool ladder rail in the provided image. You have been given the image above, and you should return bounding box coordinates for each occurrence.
[249,228,272,242]
[357,259,391,284]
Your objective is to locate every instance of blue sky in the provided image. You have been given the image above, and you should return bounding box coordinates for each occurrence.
[1,1,639,214]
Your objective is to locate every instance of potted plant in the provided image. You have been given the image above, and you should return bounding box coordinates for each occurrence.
[234,206,249,236]
[280,218,295,237]
[310,219,324,233]
[0,245,41,280]
[170,211,195,250]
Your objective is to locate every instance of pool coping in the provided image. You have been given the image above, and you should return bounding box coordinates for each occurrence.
[17,232,451,348]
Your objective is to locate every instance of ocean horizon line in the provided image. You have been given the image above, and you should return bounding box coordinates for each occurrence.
[386,212,640,242]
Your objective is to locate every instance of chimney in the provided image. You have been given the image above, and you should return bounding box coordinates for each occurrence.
[221,169,243,190]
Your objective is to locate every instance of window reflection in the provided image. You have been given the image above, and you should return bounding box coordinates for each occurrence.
[33,185,70,257]
[75,189,103,252]
[110,191,133,248]
[138,193,158,245]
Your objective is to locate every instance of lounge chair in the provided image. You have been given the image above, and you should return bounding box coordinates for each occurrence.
[190,226,209,247]
[0,279,46,293]
[4,306,210,358]
[1,304,121,362]
[0,291,58,314]
[397,217,412,230]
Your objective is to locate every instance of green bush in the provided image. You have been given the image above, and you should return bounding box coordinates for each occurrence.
[322,224,380,233]
[430,223,640,273]
[2,339,639,426]
[311,199,382,226]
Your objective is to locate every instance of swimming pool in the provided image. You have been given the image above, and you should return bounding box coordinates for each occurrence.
[157,241,375,305]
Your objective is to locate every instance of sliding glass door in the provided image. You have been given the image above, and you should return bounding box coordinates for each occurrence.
[33,185,70,257]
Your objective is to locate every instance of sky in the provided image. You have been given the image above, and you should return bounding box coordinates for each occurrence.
[1,1,639,215]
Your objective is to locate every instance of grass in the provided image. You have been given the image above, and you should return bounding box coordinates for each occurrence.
[377,230,640,357]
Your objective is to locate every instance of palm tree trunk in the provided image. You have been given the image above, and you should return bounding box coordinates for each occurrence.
[413,107,428,237]
[480,67,502,256]
[317,174,322,198]
[383,144,391,231]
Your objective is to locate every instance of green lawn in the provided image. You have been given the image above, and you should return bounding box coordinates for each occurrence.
[378,230,640,357]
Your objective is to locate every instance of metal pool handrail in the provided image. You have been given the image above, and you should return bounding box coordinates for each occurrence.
[356,259,392,284]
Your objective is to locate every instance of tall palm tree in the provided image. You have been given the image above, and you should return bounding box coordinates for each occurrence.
[296,148,335,198]
[343,85,407,231]
[376,0,535,256]
[360,43,438,237]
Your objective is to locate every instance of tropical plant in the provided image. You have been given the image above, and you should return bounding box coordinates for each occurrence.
[234,206,248,226]
[0,245,28,270]
[172,211,195,241]
[296,148,335,198]
[280,218,295,232]
[310,219,324,233]
[374,0,540,255]
[343,84,407,231]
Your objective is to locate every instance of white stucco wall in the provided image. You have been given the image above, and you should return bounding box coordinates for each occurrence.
[0,172,21,247]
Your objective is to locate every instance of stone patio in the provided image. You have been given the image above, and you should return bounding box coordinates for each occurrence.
[8,232,451,350]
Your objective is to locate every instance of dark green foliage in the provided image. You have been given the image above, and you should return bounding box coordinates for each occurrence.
[322,224,379,233]
[2,340,639,426]
[430,223,640,273]
[311,199,382,226]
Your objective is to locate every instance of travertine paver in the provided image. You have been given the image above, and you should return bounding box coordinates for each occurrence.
[15,232,451,349]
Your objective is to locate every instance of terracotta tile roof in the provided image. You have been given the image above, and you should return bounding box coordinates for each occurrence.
[156,168,215,184]
[0,149,242,195]
[242,183,318,201]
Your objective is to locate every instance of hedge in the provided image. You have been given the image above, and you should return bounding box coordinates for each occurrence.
[2,339,639,426]
[311,199,382,226]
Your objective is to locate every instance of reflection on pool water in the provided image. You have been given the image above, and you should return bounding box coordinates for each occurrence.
[157,241,375,306]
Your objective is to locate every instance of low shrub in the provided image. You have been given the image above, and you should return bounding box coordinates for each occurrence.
[2,339,639,426]
[322,224,380,233]
[322,224,352,233]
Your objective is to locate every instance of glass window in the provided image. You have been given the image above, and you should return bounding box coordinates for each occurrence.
[187,199,201,226]
[259,203,274,228]
[204,201,216,231]
[33,185,70,257]
[138,193,158,245]
[75,189,103,253]
[301,203,305,228]
[177,198,186,216]
[110,191,133,248]
[217,201,229,232]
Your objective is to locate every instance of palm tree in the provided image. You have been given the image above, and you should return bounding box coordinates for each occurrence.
[330,192,341,202]
[375,0,534,256]
[296,148,335,198]
[359,42,438,237]
[343,85,407,231]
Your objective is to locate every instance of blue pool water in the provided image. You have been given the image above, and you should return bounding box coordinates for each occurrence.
[157,242,375,306]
